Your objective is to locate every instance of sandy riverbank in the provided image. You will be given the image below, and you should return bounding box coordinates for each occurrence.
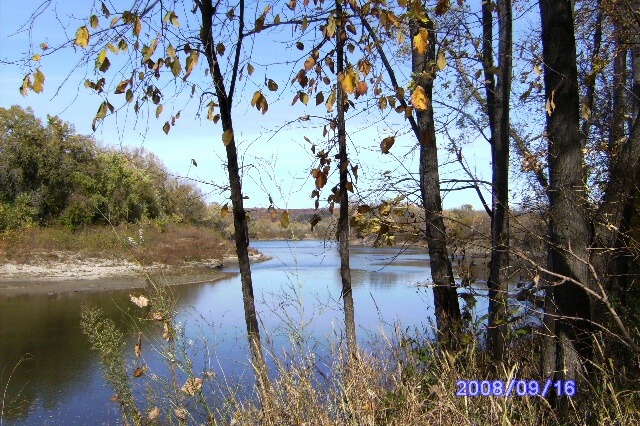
[0,252,270,296]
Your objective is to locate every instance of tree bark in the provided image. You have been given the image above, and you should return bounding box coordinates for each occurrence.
[483,0,512,362]
[336,0,357,359]
[539,0,593,409]
[411,16,461,348]
[199,0,271,408]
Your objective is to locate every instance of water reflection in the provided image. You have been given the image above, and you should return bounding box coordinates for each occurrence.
[0,240,493,425]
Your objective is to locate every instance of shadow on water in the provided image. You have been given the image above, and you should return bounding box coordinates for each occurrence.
[0,240,521,424]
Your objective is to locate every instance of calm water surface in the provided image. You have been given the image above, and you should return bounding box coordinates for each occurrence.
[0,240,490,425]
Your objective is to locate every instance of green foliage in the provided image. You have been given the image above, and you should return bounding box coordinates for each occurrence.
[80,307,142,425]
[0,106,208,231]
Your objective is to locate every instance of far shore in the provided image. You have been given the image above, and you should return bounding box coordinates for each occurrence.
[0,253,270,296]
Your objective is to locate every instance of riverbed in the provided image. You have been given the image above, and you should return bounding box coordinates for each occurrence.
[0,240,492,425]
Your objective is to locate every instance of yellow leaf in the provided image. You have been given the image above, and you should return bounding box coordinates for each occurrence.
[90,15,99,29]
[96,50,107,69]
[380,136,395,154]
[221,203,229,218]
[156,104,163,118]
[247,63,255,76]
[222,129,234,146]
[115,79,128,94]
[184,51,200,80]
[326,88,336,112]
[32,54,41,61]
[167,44,176,58]
[75,26,90,48]
[300,92,309,105]
[304,56,316,71]
[280,211,290,228]
[534,63,542,76]
[411,86,429,111]
[338,70,357,94]
[437,51,447,70]
[32,69,45,93]
[413,28,429,55]
[133,16,142,37]
[106,43,118,54]
[171,58,182,77]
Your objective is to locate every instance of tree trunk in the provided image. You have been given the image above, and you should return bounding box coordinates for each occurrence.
[336,0,357,359]
[483,0,512,362]
[199,0,271,409]
[411,17,461,348]
[539,0,593,408]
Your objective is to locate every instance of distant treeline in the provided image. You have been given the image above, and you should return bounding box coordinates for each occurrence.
[0,106,207,230]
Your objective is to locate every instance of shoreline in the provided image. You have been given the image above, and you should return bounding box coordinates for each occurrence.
[0,253,271,296]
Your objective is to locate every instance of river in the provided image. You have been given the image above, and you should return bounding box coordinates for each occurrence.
[0,240,493,425]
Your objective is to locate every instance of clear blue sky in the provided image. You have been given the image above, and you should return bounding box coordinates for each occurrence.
[0,1,496,211]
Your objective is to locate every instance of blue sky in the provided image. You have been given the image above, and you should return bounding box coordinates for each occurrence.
[0,1,496,211]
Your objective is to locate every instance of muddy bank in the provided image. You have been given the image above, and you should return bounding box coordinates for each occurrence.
[0,252,270,296]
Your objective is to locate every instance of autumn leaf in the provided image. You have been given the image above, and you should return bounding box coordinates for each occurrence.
[380,136,395,154]
[309,214,321,231]
[345,181,354,193]
[315,92,324,106]
[296,41,304,50]
[115,80,129,94]
[183,50,200,80]
[413,28,429,55]
[534,63,542,76]
[222,129,234,146]
[216,43,225,56]
[162,122,170,134]
[181,378,203,396]
[221,203,229,218]
[148,407,160,421]
[300,92,309,105]
[338,69,357,94]
[280,211,290,228]
[133,365,147,378]
[247,63,255,75]
[435,0,451,15]
[437,51,447,70]
[267,79,278,91]
[32,69,45,94]
[156,105,163,118]
[326,88,336,112]
[304,56,316,71]
[411,86,429,111]
[75,26,90,48]
[134,334,142,358]
[130,294,149,308]
[90,15,99,29]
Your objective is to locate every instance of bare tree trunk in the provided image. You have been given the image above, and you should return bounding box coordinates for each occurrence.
[336,0,357,359]
[411,16,461,348]
[539,0,593,410]
[200,0,271,409]
[483,0,512,362]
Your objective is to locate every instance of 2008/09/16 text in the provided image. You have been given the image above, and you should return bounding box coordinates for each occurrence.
[456,379,576,397]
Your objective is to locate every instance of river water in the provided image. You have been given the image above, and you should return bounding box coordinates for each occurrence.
[0,240,493,425]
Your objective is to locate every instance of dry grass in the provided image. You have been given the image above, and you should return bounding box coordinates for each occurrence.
[222,336,640,426]
[0,223,234,266]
